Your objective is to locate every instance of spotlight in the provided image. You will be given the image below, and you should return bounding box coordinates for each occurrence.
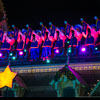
[0,53,3,57]
[19,51,24,56]
[81,47,86,52]
[55,49,59,54]
[46,59,50,63]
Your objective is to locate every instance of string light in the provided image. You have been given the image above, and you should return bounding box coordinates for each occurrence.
[55,49,59,54]
[24,49,27,52]
[19,51,24,56]
[81,47,86,52]
[67,40,70,44]
[68,48,71,53]
[46,59,50,63]
[95,47,98,50]
[0,53,3,57]
[9,53,13,56]
[12,56,16,60]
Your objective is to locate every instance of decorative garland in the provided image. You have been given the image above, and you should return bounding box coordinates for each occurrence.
[54,65,76,82]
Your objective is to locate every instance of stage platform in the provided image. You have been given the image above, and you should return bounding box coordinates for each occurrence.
[0,61,100,73]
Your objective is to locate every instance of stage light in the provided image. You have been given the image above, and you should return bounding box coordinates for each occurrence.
[12,57,16,60]
[95,47,98,50]
[94,16,98,20]
[81,47,86,52]
[49,22,52,26]
[9,53,13,56]
[46,59,50,63]
[55,49,59,54]
[19,51,24,56]
[24,49,27,52]
[64,21,67,24]
[0,53,3,57]
[67,40,70,44]
[68,48,71,53]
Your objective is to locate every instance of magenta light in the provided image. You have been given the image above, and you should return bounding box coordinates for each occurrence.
[0,53,2,57]
[55,49,59,54]
[19,51,23,56]
[81,48,86,52]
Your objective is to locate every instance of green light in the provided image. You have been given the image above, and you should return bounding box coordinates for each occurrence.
[67,41,70,44]
[68,48,71,53]
[95,47,98,50]
[12,56,16,60]
[10,53,13,56]
[46,60,50,63]
[68,49,71,53]
[24,49,27,52]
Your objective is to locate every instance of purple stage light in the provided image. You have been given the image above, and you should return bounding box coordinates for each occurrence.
[81,47,86,52]
[55,49,59,54]
[0,53,3,57]
[19,51,23,56]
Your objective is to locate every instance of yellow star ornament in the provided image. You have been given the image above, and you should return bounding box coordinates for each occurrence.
[0,65,17,88]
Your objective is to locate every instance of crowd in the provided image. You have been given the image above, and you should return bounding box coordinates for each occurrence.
[0,20,100,61]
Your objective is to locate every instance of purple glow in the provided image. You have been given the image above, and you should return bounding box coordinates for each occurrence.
[81,48,86,52]
[55,49,59,54]
[19,51,23,56]
[0,53,2,57]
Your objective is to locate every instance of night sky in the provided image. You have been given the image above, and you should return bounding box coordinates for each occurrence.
[2,0,100,30]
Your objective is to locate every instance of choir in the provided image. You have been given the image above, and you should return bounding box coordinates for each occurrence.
[0,18,100,61]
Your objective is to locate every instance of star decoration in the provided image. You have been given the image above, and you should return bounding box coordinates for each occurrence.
[0,65,17,88]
